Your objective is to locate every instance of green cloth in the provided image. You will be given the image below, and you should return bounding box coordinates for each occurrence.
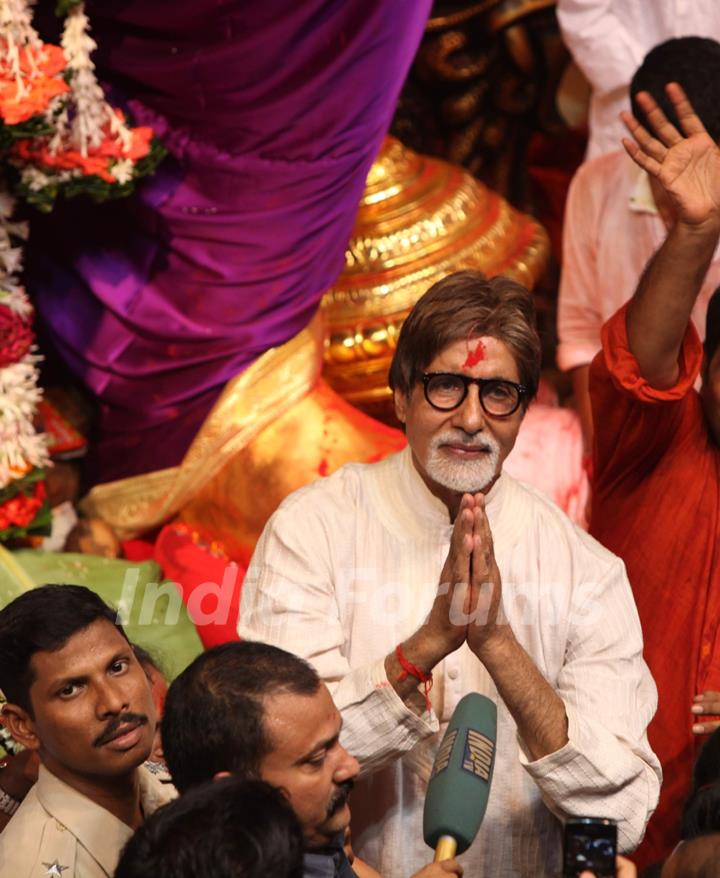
[0,546,34,607]
[2,549,203,680]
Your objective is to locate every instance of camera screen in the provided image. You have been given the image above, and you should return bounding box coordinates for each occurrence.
[563,821,616,878]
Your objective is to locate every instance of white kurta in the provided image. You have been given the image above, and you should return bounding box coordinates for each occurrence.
[556,0,720,160]
[239,448,661,878]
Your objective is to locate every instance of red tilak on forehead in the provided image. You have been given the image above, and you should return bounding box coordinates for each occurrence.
[463,339,486,368]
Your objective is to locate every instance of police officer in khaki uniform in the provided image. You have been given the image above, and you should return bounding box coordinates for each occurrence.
[0,585,175,877]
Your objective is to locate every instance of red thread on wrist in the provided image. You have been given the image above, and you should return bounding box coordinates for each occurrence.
[395,644,433,713]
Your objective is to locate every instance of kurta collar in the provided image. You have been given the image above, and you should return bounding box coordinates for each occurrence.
[628,166,658,216]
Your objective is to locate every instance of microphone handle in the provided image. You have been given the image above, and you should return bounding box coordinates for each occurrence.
[434,836,458,862]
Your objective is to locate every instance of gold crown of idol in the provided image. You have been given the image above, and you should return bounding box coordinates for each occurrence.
[321,136,549,420]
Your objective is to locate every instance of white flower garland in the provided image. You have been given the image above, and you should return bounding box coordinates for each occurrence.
[0,193,48,491]
[0,352,48,489]
[0,285,31,317]
[53,2,132,159]
[0,190,26,279]
[0,0,42,98]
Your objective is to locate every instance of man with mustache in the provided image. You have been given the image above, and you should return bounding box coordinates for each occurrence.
[240,273,661,877]
[161,641,462,878]
[0,584,173,877]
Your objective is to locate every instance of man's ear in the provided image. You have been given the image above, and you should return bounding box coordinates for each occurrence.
[2,704,40,752]
[393,388,408,426]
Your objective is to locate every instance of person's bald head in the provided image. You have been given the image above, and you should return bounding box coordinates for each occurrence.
[662,834,720,878]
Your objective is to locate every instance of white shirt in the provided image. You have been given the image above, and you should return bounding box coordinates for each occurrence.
[239,448,661,878]
[0,763,174,878]
[556,0,720,160]
[557,149,720,372]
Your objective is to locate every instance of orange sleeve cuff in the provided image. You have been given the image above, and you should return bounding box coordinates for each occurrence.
[596,303,703,403]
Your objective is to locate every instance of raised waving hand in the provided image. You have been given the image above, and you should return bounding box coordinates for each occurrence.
[621,83,720,228]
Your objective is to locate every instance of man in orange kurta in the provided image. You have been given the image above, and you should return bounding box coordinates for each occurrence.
[589,83,720,868]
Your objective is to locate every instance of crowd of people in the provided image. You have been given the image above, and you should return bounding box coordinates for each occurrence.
[557,30,720,872]
[0,14,720,878]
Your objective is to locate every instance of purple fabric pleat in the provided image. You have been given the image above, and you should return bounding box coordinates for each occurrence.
[28,1,431,480]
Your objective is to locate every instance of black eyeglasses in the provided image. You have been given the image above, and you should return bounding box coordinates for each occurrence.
[421,372,527,416]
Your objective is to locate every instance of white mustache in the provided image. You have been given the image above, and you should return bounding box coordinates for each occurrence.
[430,431,499,454]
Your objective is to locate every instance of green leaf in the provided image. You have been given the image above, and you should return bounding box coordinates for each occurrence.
[55,0,84,16]
[0,113,57,151]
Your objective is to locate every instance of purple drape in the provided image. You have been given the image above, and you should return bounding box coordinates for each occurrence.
[28,1,431,480]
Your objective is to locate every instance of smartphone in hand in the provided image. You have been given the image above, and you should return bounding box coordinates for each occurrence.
[563,817,617,878]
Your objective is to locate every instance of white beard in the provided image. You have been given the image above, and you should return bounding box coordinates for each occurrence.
[424,430,501,494]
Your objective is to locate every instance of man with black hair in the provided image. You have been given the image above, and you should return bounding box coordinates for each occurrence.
[162,641,463,878]
[557,36,720,451]
[114,777,305,878]
[589,82,720,864]
[162,639,358,853]
[0,584,173,877]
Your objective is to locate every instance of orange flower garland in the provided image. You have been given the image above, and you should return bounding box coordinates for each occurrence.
[8,5,165,209]
[0,44,68,126]
[13,113,154,183]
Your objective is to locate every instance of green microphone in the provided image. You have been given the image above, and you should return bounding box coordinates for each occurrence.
[423,692,497,862]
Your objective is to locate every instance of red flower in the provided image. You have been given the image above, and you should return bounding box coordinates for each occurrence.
[0,480,46,531]
[0,304,33,367]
